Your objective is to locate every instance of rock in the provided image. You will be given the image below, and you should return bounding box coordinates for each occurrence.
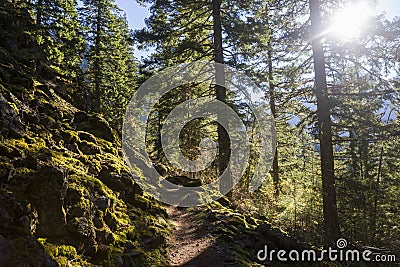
[0,235,14,266]
[0,190,32,235]
[166,176,202,187]
[98,167,141,198]
[142,234,165,248]
[241,237,254,248]
[27,165,68,237]
[256,223,272,234]
[0,143,23,158]
[17,215,31,233]
[0,92,25,138]
[78,131,97,143]
[96,196,112,210]
[67,217,97,255]
[114,255,123,267]
[74,113,118,143]
[13,155,38,170]
[0,161,13,184]
[0,206,12,230]
[78,140,101,155]
[93,215,103,228]
[66,142,81,154]
[73,111,89,123]
[96,229,115,244]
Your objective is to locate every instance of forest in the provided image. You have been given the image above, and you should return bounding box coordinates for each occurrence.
[0,0,399,266]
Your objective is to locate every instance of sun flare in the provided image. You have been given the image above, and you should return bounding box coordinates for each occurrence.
[331,1,374,40]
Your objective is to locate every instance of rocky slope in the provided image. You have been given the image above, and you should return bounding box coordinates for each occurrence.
[0,47,170,266]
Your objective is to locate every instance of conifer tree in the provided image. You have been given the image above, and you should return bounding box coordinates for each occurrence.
[33,0,85,90]
[80,0,137,128]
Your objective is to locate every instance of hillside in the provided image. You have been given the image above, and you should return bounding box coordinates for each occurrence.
[0,48,170,266]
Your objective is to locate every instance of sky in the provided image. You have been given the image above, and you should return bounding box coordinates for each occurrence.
[116,0,149,30]
[378,0,400,18]
[117,0,400,30]
[116,0,400,59]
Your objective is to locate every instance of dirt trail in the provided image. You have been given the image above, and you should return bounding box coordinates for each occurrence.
[166,206,235,267]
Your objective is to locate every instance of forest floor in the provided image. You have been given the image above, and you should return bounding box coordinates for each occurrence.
[166,206,237,266]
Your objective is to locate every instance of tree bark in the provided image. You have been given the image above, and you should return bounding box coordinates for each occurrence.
[371,146,383,244]
[93,3,102,113]
[309,0,340,246]
[212,0,231,198]
[36,0,43,26]
[33,0,44,75]
[267,23,279,197]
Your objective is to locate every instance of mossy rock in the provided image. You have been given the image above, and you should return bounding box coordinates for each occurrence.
[73,112,118,143]
[12,238,57,267]
[27,165,68,237]
[78,131,97,143]
[67,217,97,248]
[78,140,102,155]
[0,143,24,158]
[0,161,13,184]
[166,175,202,187]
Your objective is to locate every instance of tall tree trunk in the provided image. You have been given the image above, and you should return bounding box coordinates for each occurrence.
[371,146,383,244]
[34,0,43,75]
[309,0,340,246]
[371,110,391,244]
[36,0,43,26]
[267,25,279,197]
[349,130,359,176]
[212,0,231,198]
[362,139,370,241]
[93,4,102,113]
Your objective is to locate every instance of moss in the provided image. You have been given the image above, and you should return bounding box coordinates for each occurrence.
[14,167,34,176]
[38,238,59,258]
[57,245,78,258]
[51,152,87,174]
[80,155,102,173]
[0,62,171,266]
[8,101,19,114]
[0,143,23,158]
[2,136,48,158]
[104,206,130,232]
[38,238,89,266]
[100,152,130,174]
[69,173,116,199]
[78,140,102,155]
[96,138,117,154]
[61,129,80,143]
[231,244,253,266]
[78,131,97,143]
[5,137,29,150]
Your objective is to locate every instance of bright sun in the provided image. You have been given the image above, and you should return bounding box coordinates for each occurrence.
[331,1,374,40]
